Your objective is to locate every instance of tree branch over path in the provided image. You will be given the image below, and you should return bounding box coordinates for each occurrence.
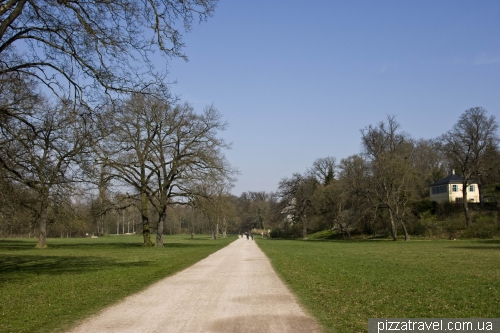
[0,0,217,105]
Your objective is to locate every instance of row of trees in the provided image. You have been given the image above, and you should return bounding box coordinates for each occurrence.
[2,2,499,245]
[1,0,242,248]
[0,82,236,247]
[272,109,499,241]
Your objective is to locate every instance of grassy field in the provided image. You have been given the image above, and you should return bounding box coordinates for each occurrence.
[256,238,500,333]
[0,234,235,333]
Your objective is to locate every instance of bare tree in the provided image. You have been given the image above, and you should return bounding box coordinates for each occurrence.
[0,92,92,247]
[97,94,164,246]
[236,191,273,232]
[361,115,415,241]
[308,156,336,186]
[0,173,34,236]
[149,102,235,246]
[191,180,233,240]
[338,154,382,236]
[99,95,235,246]
[441,107,499,227]
[218,195,239,237]
[411,139,447,199]
[312,178,365,239]
[278,173,317,239]
[0,0,218,105]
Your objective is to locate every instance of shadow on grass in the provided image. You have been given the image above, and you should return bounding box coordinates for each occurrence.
[448,239,500,250]
[0,239,225,250]
[262,238,394,244]
[450,246,500,251]
[475,239,500,245]
[0,240,144,250]
[0,254,149,284]
[163,242,224,248]
[0,239,41,250]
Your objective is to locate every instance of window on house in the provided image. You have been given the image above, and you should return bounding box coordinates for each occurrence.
[469,185,475,192]
[455,197,463,203]
[431,186,447,194]
[452,185,458,192]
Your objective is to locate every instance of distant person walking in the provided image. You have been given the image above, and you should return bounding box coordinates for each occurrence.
[250,233,254,241]
[245,231,249,240]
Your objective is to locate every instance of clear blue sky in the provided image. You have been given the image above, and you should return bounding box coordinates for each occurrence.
[166,0,500,196]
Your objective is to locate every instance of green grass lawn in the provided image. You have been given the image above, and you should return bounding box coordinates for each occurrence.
[256,238,500,333]
[0,234,235,333]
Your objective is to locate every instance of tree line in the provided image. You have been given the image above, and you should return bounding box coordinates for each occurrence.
[2,1,499,245]
[1,0,241,248]
[234,111,500,241]
[0,81,236,247]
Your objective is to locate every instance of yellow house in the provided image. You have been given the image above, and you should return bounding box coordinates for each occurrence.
[429,171,479,203]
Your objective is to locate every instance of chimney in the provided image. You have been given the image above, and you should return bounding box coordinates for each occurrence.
[452,169,455,175]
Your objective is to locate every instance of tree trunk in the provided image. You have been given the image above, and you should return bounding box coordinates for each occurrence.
[338,223,351,239]
[462,185,471,228]
[388,210,397,241]
[302,219,307,240]
[156,213,165,247]
[142,214,153,246]
[399,220,410,241]
[141,193,153,246]
[395,205,410,241]
[222,218,227,237]
[478,175,484,207]
[36,204,48,248]
[210,223,217,240]
[98,215,103,236]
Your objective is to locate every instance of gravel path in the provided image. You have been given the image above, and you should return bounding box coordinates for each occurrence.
[66,237,322,333]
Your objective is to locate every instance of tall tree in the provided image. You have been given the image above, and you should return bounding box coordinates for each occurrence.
[441,107,499,227]
[0,93,92,247]
[411,139,447,199]
[361,115,415,241]
[99,95,234,246]
[97,94,162,246]
[278,173,317,239]
[338,154,379,236]
[149,102,234,247]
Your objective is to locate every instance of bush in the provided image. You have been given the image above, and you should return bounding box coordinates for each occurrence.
[436,201,463,217]
[269,227,282,239]
[269,224,304,239]
[412,199,438,216]
[461,213,500,239]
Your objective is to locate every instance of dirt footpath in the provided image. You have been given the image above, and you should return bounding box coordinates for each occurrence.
[66,237,322,333]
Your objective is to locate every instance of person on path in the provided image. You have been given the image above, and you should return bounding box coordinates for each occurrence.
[250,233,254,240]
[245,231,249,240]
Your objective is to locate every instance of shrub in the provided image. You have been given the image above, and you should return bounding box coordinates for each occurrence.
[269,227,282,239]
[270,224,304,239]
[412,199,438,216]
[461,213,500,239]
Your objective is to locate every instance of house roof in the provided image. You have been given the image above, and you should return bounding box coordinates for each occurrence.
[430,174,475,187]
